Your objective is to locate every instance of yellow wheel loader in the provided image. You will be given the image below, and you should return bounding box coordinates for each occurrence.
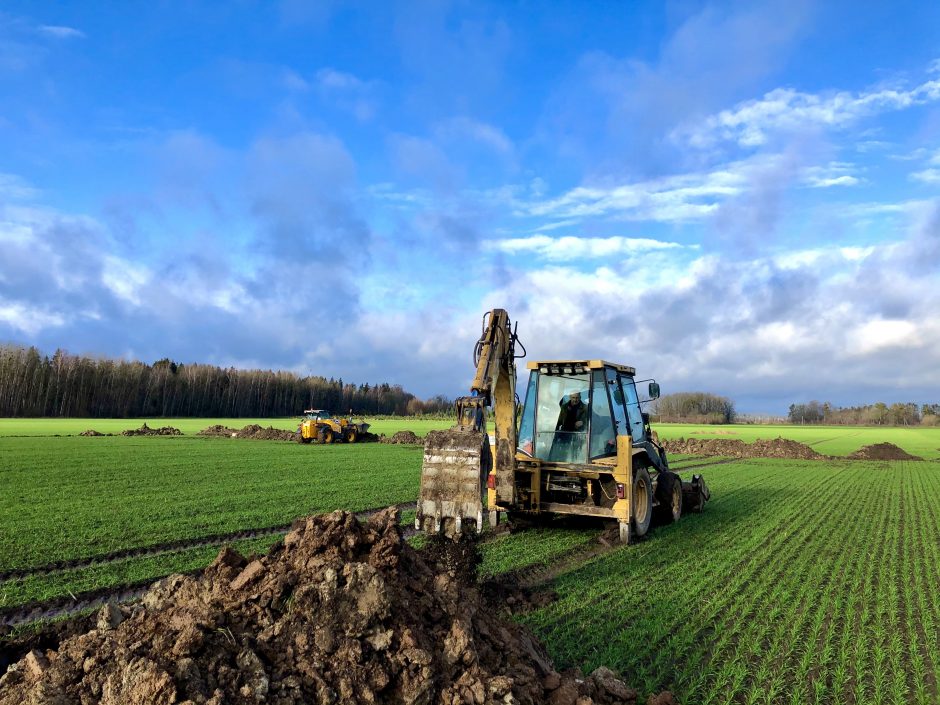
[416,308,709,543]
[297,410,370,444]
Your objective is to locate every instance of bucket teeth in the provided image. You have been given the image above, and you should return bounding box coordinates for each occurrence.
[416,429,487,539]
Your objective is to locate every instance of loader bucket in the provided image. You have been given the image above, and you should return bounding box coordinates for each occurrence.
[681,474,710,513]
[416,428,492,537]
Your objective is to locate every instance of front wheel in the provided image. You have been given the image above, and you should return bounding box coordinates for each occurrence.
[319,428,334,444]
[654,471,682,524]
[345,429,357,443]
[631,465,653,538]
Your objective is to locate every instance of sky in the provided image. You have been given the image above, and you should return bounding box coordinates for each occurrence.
[1,1,939,414]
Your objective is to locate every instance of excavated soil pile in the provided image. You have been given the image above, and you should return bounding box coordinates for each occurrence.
[235,424,298,442]
[78,429,106,437]
[0,508,667,705]
[121,423,183,437]
[663,436,824,460]
[197,425,241,437]
[380,430,421,445]
[847,443,923,461]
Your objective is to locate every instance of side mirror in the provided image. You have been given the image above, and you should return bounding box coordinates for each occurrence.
[648,382,660,400]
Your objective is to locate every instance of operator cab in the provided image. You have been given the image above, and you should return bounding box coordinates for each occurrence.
[516,360,661,465]
[303,409,332,421]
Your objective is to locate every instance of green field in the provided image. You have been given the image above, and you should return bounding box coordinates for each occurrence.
[656,423,940,459]
[2,424,939,703]
[0,416,451,437]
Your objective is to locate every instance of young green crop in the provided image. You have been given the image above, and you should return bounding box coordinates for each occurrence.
[0,436,423,572]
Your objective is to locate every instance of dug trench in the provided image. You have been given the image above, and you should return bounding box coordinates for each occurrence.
[0,509,675,705]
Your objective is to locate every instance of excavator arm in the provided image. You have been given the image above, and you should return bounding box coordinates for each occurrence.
[416,309,522,536]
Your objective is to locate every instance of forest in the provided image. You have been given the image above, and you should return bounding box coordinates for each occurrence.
[0,344,451,418]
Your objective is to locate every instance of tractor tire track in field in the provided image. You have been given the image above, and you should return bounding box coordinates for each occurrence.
[0,512,419,628]
[0,502,417,585]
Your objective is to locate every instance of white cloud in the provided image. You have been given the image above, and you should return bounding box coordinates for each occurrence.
[484,234,686,261]
[675,76,940,148]
[316,67,366,90]
[0,173,39,200]
[38,25,85,39]
[436,117,513,155]
[802,162,864,188]
[0,302,65,336]
[910,168,940,184]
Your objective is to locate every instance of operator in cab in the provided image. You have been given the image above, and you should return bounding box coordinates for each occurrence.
[556,391,588,433]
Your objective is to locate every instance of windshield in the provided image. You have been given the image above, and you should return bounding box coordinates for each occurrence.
[534,372,590,463]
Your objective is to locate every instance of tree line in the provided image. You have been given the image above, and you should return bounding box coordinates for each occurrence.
[0,344,452,418]
[787,400,940,426]
[651,392,736,424]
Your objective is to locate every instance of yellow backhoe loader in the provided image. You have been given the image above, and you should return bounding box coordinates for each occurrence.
[297,409,370,444]
[417,308,709,543]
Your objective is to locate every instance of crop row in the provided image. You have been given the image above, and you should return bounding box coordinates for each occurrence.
[0,437,423,572]
[512,459,940,704]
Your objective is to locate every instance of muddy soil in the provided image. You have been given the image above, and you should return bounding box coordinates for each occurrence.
[0,509,668,705]
[121,423,183,437]
[234,424,298,441]
[662,436,824,460]
[847,443,923,461]
[78,430,111,437]
[380,430,422,444]
[197,425,241,437]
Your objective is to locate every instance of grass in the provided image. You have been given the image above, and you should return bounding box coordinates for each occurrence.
[656,423,940,459]
[509,458,940,704]
[2,422,939,703]
[0,417,452,437]
[0,436,423,573]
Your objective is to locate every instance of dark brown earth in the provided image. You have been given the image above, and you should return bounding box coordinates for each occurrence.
[380,430,422,444]
[197,425,241,437]
[234,424,298,441]
[662,436,824,460]
[121,423,183,436]
[847,443,923,461]
[0,509,668,705]
[78,429,108,437]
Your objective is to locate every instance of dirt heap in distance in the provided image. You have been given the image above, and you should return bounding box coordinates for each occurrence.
[234,424,298,441]
[380,430,421,445]
[662,436,824,460]
[847,443,923,461]
[78,429,108,437]
[0,509,670,705]
[121,423,183,437]
[197,425,241,437]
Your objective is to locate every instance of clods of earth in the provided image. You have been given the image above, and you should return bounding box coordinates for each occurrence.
[121,424,183,437]
[0,509,674,705]
[846,442,922,461]
[379,430,422,445]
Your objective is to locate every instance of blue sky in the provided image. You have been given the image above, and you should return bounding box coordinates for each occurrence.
[1,1,939,414]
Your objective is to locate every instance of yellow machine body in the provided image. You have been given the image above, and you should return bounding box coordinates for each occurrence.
[298,409,369,444]
[417,313,709,543]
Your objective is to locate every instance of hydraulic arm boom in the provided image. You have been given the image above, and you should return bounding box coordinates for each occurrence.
[417,308,523,535]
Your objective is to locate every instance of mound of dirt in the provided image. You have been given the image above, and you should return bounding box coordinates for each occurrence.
[0,509,669,705]
[234,424,298,441]
[380,430,421,445]
[121,423,182,437]
[78,429,105,437]
[847,443,922,461]
[663,436,824,460]
[197,424,241,437]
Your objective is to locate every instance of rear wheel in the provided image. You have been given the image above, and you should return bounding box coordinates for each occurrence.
[318,427,334,444]
[631,465,653,537]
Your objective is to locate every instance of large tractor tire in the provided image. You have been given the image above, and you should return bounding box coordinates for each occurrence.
[318,427,334,444]
[654,471,682,524]
[345,428,358,443]
[631,465,653,538]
